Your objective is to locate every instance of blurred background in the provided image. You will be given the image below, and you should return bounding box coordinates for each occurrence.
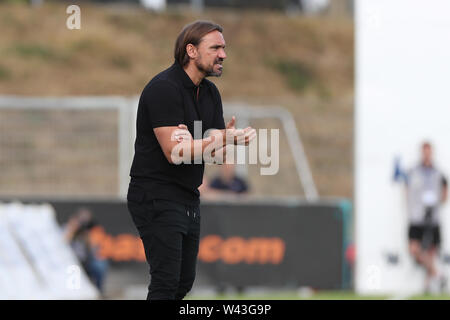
[0,0,447,300]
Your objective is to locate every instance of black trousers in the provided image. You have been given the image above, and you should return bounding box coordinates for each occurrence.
[127,191,200,300]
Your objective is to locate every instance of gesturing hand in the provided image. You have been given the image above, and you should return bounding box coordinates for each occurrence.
[224,116,257,146]
[226,116,236,130]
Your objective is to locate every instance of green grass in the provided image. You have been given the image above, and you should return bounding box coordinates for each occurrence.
[186,290,450,300]
[0,64,11,80]
[409,294,450,300]
[271,59,314,92]
[11,43,58,61]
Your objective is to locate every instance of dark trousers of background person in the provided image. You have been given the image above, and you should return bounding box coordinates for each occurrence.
[127,191,200,300]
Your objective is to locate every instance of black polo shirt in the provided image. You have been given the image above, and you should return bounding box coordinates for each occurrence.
[129,61,226,205]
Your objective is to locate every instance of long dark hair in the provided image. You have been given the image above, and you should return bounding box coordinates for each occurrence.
[174,20,223,67]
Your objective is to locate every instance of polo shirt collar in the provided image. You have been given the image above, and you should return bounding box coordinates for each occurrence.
[421,162,434,169]
[174,60,203,89]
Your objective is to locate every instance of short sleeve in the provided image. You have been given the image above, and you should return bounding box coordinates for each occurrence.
[210,83,225,130]
[144,80,184,128]
[442,175,448,188]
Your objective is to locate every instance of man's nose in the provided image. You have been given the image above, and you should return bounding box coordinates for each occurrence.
[219,48,227,59]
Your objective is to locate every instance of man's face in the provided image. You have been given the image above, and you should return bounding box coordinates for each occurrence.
[194,30,227,77]
[422,145,432,165]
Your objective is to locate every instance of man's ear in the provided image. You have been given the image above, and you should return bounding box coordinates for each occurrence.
[186,43,198,59]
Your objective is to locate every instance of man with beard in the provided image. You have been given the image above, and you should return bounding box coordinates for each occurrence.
[127,21,256,300]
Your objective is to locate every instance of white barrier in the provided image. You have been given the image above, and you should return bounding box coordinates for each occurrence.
[0,206,43,299]
[0,202,98,299]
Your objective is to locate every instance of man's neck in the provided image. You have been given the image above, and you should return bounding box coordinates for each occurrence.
[183,63,205,86]
[422,161,433,168]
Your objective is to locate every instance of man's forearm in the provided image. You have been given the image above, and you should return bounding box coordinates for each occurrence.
[171,135,225,164]
[169,127,254,164]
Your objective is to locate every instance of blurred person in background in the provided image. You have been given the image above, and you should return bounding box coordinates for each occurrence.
[210,163,248,194]
[208,163,249,194]
[198,164,249,199]
[405,142,448,294]
[127,20,256,300]
[64,207,109,296]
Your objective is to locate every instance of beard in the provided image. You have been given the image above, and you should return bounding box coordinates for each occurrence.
[195,55,223,77]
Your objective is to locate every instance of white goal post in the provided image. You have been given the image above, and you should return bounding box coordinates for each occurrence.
[0,96,317,201]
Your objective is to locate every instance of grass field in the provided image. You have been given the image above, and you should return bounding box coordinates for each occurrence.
[186,290,450,300]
